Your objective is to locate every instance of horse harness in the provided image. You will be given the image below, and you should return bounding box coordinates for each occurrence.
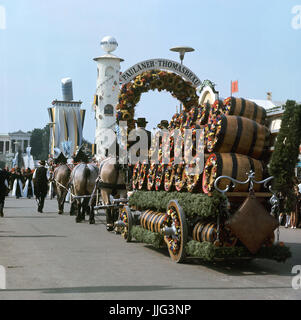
[97,158,127,195]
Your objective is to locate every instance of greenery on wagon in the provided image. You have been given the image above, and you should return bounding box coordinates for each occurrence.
[131,225,164,248]
[129,226,291,263]
[128,190,229,219]
[268,100,301,213]
[185,240,291,263]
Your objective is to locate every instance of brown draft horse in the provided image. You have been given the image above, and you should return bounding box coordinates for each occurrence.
[90,157,128,231]
[53,164,72,215]
[69,162,99,224]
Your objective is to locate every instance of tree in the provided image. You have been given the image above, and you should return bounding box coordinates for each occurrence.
[30,125,50,160]
[268,100,301,212]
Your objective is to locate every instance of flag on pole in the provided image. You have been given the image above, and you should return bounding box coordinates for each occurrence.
[231,80,239,95]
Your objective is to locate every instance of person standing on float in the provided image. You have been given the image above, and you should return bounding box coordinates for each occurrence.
[33,160,49,213]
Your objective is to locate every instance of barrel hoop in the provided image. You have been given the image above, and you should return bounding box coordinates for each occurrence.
[148,212,157,232]
[252,101,258,122]
[248,120,258,157]
[150,213,160,232]
[193,223,198,241]
[197,223,204,242]
[230,153,238,182]
[231,97,236,114]
[140,210,148,229]
[201,224,208,242]
[142,210,152,229]
[261,107,266,125]
[150,212,161,232]
[157,214,166,233]
[205,223,216,242]
[214,115,227,152]
[231,116,243,153]
[239,98,246,116]
[147,212,157,231]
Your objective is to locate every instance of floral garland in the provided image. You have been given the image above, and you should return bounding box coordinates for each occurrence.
[205,115,223,153]
[138,162,149,190]
[155,163,165,191]
[196,103,210,126]
[164,162,175,192]
[174,164,186,192]
[162,207,182,255]
[116,70,199,129]
[119,208,129,240]
[203,153,218,193]
[132,162,141,190]
[147,162,157,191]
[186,163,201,193]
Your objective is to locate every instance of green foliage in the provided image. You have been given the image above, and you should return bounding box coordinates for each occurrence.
[129,227,291,262]
[269,100,301,212]
[128,190,228,219]
[185,240,291,263]
[30,125,50,161]
[131,226,164,248]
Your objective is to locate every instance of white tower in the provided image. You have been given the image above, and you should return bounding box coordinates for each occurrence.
[93,36,124,159]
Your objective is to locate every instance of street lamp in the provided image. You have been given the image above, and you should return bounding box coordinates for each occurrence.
[170,46,195,112]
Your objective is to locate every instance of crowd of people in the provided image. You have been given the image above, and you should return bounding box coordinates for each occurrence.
[0,166,35,199]
[0,160,49,215]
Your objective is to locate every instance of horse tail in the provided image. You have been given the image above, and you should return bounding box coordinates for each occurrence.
[84,164,91,194]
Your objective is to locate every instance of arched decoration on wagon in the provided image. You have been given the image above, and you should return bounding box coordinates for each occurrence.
[198,79,219,105]
[116,68,201,130]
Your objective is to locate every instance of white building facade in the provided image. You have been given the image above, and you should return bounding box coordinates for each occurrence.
[0,130,31,167]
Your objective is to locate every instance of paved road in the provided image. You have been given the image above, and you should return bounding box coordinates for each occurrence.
[0,196,300,300]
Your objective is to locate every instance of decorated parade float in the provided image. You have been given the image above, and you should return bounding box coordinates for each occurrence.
[89,37,292,264]
[112,69,291,263]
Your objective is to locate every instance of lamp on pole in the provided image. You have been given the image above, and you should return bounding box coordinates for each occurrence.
[170,46,195,113]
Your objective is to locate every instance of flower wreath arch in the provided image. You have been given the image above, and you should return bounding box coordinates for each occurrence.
[116,70,199,130]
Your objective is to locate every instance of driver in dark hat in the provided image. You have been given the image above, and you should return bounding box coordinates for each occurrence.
[129,117,152,161]
[33,160,49,213]
[157,120,169,130]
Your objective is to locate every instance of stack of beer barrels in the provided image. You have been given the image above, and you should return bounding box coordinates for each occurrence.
[131,97,271,194]
[203,97,270,193]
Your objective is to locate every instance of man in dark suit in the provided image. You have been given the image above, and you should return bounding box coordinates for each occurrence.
[0,168,9,217]
[33,160,49,213]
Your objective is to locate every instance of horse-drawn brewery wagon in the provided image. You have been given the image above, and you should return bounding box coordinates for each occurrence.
[92,70,291,264]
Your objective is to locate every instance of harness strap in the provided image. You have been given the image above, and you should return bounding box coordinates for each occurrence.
[98,181,126,190]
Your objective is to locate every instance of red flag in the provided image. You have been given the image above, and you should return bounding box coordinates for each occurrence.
[231,80,238,94]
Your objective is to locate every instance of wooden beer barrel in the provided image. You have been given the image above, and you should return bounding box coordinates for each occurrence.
[193,222,218,242]
[202,153,266,193]
[140,210,166,233]
[206,114,271,160]
[192,222,238,247]
[223,97,267,125]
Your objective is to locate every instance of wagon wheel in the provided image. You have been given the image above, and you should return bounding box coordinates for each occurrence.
[163,200,188,263]
[118,206,133,242]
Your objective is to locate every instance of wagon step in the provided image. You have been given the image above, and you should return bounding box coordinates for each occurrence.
[94,204,124,210]
[112,198,128,204]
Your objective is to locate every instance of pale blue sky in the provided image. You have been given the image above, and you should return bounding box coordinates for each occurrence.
[0,0,300,143]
